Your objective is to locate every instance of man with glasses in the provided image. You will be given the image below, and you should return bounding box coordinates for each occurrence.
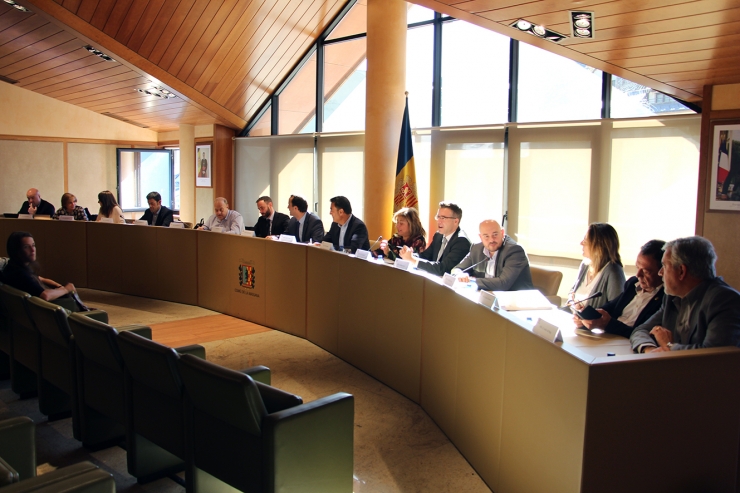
[399,201,471,276]
[451,219,533,291]
[18,188,55,217]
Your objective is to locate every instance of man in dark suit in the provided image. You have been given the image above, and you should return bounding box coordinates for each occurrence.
[452,219,533,291]
[399,201,471,276]
[631,236,740,353]
[254,196,289,238]
[320,196,369,253]
[576,239,665,338]
[286,195,324,243]
[139,191,174,226]
[18,188,55,217]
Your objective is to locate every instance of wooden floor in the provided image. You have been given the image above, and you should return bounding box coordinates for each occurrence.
[150,314,272,347]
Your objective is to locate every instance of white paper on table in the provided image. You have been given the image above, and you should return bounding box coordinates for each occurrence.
[320,241,334,251]
[58,215,74,222]
[393,258,411,271]
[18,214,33,220]
[99,218,114,224]
[212,226,224,233]
[533,318,563,343]
[478,290,496,308]
[278,234,297,243]
[241,230,254,237]
[169,222,185,228]
[355,249,370,260]
[492,289,553,311]
[442,273,456,287]
[134,219,148,226]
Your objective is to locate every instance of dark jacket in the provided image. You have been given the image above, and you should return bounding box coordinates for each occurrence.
[254,212,290,238]
[417,228,472,276]
[599,277,664,338]
[323,215,370,253]
[140,206,174,226]
[18,199,55,216]
[286,213,325,243]
[454,235,533,291]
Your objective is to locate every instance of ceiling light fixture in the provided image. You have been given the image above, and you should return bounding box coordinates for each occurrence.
[135,86,177,99]
[84,45,115,62]
[570,11,594,39]
[510,19,566,43]
[3,0,31,12]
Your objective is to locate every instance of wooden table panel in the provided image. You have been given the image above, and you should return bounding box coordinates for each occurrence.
[86,222,123,292]
[156,227,198,305]
[306,247,341,354]
[264,240,307,338]
[119,225,158,299]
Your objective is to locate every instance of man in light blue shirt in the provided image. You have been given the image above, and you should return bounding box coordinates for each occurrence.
[196,197,244,234]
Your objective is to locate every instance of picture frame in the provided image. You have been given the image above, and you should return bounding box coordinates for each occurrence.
[709,122,740,211]
[196,144,212,188]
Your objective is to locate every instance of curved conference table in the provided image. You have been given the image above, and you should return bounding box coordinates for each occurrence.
[2,218,740,493]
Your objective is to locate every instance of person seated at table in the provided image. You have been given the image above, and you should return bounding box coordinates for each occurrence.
[451,219,533,291]
[254,196,289,238]
[18,188,55,217]
[286,194,324,243]
[1,231,77,302]
[575,239,665,338]
[375,207,426,261]
[139,191,174,226]
[195,197,244,234]
[399,201,470,276]
[631,236,740,353]
[568,222,625,310]
[95,190,125,224]
[53,193,89,221]
[318,196,369,253]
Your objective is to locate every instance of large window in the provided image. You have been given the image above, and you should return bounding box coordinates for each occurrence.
[610,75,694,119]
[324,38,367,132]
[117,149,174,211]
[406,25,434,128]
[279,53,317,134]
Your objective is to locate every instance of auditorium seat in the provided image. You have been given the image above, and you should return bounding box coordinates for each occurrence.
[177,354,354,493]
[0,281,11,381]
[0,285,39,398]
[116,331,270,488]
[530,266,564,306]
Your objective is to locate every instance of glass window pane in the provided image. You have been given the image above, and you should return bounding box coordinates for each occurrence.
[518,43,602,123]
[324,38,367,132]
[118,150,171,210]
[610,75,695,119]
[413,132,431,239]
[441,21,509,126]
[279,52,317,134]
[608,117,700,260]
[517,141,591,257]
[406,25,433,128]
[249,106,272,136]
[407,3,434,24]
[319,135,364,224]
[327,0,367,40]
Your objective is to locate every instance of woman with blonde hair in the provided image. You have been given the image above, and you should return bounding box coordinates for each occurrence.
[568,222,625,310]
[376,207,427,261]
[53,193,89,221]
[95,190,125,224]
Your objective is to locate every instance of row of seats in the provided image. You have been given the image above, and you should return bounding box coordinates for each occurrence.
[0,282,355,492]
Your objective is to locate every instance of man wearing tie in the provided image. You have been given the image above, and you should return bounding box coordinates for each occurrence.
[399,201,471,276]
[286,195,325,243]
[452,219,533,291]
[321,196,370,253]
[254,196,289,238]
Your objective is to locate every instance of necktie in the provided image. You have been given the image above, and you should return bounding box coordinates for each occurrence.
[298,220,302,242]
[437,237,448,261]
[267,218,272,235]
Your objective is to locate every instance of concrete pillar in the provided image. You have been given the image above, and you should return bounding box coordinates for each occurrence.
[179,124,195,223]
[364,0,407,239]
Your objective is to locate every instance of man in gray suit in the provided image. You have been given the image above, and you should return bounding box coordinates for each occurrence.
[452,219,533,291]
[631,236,740,353]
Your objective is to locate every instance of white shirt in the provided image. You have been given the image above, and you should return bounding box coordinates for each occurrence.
[339,214,353,247]
[484,248,499,278]
[618,284,663,327]
[297,213,306,242]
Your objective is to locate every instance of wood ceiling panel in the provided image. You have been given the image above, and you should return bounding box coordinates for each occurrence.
[23,62,130,91]
[76,0,100,23]
[588,33,740,60]
[0,9,31,32]
[114,0,159,47]
[165,0,227,76]
[637,56,740,76]
[473,0,694,20]
[101,0,134,38]
[0,39,80,76]
[88,0,117,30]
[84,94,183,113]
[147,0,201,66]
[610,46,740,68]
[0,32,75,71]
[131,0,180,56]
[0,16,48,46]
[639,66,740,83]
[60,0,81,13]
[5,44,95,79]
[42,73,146,98]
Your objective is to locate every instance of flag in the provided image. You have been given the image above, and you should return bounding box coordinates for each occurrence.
[394,95,418,214]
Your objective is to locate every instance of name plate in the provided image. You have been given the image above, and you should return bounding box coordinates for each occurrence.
[18,214,33,220]
[58,215,74,221]
[212,226,224,233]
[320,241,334,251]
[442,273,456,287]
[354,249,370,260]
[478,290,496,308]
[241,230,255,237]
[169,222,184,228]
[533,318,563,343]
[393,258,411,271]
[134,219,148,226]
[278,234,296,243]
[100,218,114,224]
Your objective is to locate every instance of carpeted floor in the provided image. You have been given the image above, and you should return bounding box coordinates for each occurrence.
[0,290,492,493]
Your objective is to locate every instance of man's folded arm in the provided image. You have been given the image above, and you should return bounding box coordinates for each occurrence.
[630,308,664,351]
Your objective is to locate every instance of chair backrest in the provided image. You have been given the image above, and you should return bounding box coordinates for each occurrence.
[530,266,563,297]
[118,331,182,400]
[27,297,72,348]
[68,314,123,372]
[0,285,34,332]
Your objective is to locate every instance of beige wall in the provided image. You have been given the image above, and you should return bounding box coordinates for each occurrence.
[67,143,121,215]
[0,140,64,213]
[158,125,214,143]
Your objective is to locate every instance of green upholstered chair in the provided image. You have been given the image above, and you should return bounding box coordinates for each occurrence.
[177,354,354,493]
[0,280,11,381]
[0,285,39,398]
[67,313,152,450]
[116,331,270,488]
[0,416,115,493]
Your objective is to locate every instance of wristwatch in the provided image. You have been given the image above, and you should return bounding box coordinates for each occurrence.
[666,342,674,349]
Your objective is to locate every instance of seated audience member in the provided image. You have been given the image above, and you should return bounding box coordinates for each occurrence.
[139,191,174,226]
[18,188,55,217]
[576,239,665,338]
[451,219,533,291]
[286,195,324,243]
[254,196,289,238]
[53,193,89,221]
[631,236,740,353]
[568,222,626,310]
[195,197,244,234]
[375,207,426,261]
[1,231,76,301]
[320,196,370,253]
[399,201,471,276]
[95,190,126,224]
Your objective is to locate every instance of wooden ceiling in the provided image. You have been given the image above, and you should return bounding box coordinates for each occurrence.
[1,0,737,133]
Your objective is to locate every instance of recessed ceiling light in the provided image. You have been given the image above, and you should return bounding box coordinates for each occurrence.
[3,0,30,12]
[135,86,177,99]
[515,20,531,31]
[570,11,594,39]
[83,45,115,62]
[510,19,566,43]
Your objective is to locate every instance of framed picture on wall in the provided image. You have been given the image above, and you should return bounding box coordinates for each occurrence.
[196,144,212,188]
[710,123,740,211]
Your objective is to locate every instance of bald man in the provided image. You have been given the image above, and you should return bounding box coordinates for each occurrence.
[195,197,244,234]
[452,219,533,291]
[18,188,55,217]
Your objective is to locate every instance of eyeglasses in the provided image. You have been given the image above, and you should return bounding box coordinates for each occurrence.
[435,214,456,221]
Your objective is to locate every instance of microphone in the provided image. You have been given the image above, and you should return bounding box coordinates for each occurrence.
[369,235,383,250]
[566,291,603,307]
[460,256,489,273]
